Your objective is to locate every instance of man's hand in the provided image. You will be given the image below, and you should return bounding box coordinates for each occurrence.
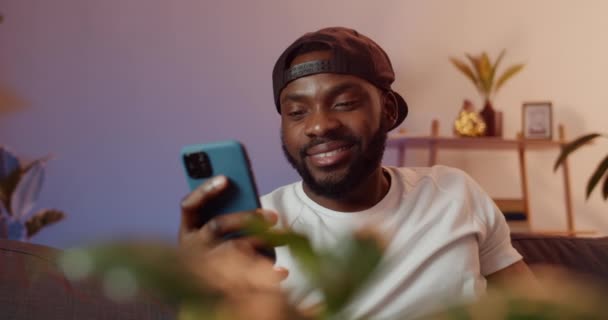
[178,175,288,279]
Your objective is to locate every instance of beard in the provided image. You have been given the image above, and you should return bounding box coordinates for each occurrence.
[281,120,388,200]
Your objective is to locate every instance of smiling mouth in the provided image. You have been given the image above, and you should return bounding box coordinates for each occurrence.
[306,142,354,168]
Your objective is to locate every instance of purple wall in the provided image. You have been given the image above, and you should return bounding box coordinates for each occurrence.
[0,1,313,247]
[3,1,607,246]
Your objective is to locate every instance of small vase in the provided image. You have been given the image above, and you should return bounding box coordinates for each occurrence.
[480,100,499,137]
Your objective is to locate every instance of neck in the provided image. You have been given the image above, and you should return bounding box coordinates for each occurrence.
[303,166,391,212]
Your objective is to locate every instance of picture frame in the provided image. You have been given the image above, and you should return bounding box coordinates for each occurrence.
[522,101,553,139]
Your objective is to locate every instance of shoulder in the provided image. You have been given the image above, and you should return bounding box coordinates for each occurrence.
[391,165,475,192]
[400,166,500,228]
[392,165,489,216]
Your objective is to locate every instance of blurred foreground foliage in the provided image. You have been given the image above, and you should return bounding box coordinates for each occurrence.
[57,217,608,319]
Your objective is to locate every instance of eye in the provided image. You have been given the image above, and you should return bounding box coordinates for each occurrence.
[334,100,359,110]
[286,108,307,120]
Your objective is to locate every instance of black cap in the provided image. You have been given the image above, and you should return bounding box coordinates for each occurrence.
[272,27,408,130]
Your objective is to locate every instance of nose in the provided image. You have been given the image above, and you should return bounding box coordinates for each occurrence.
[304,109,342,138]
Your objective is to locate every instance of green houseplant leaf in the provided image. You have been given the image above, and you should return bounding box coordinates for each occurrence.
[586,154,608,199]
[490,50,506,80]
[554,133,602,171]
[478,52,493,95]
[490,49,506,93]
[59,242,221,307]
[10,160,45,218]
[465,54,483,92]
[0,147,19,181]
[247,216,384,316]
[449,57,478,89]
[0,168,20,213]
[21,154,53,173]
[25,209,66,238]
[245,217,325,289]
[603,174,608,200]
[451,50,523,103]
[0,202,8,238]
[0,147,21,212]
[494,63,525,94]
[60,217,384,320]
[319,233,384,315]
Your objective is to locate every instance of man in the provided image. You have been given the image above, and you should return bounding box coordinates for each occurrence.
[180,27,533,319]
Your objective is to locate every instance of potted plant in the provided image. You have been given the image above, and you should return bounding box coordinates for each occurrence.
[449,50,525,136]
[0,147,65,240]
[554,133,608,200]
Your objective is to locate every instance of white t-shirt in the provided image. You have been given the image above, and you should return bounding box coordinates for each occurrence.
[260,165,522,319]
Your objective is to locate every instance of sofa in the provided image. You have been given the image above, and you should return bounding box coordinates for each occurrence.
[1,234,607,319]
[0,239,174,319]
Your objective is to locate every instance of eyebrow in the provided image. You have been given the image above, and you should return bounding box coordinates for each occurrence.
[280,81,366,105]
[281,92,309,105]
[326,81,366,98]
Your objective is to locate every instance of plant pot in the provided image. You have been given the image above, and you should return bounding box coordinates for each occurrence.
[480,100,501,137]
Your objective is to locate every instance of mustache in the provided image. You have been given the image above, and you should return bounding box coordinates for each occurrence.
[298,134,360,158]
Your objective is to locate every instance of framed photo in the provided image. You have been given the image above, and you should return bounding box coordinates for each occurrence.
[522,101,553,139]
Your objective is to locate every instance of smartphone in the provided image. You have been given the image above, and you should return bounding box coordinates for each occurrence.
[181,140,275,260]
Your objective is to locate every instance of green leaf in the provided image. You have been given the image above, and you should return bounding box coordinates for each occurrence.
[494,64,524,93]
[245,218,324,286]
[479,52,493,95]
[554,133,602,171]
[449,57,479,89]
[0,211,7,238]
[603,174,608,200]
[465,54,483,91]
[25,209,65,238]
[490,49,506,89]
[11,160,45,218]
[0,168,21,214]
[586,154,608,199]
[59,242,220,307]
[0,147,19,181]
[320,234,384,314]
[247,219,384,316]
[21,154,53,173]
[0,153,52,214]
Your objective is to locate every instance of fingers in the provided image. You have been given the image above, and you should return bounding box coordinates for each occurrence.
[273,266,289,280]
[180,175,228,233]
[247,256,285,289]
[190,209,276,246]
[222,236,273,255]
[205,209,278,238]
[183,230,289,305]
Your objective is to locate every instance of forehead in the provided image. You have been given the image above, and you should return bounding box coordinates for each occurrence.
[281,73,374,100]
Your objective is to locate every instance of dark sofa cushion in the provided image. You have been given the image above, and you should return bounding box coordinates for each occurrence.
[0,239,175,320]
[510,233,608,282]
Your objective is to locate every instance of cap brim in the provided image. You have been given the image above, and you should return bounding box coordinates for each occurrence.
[390,91,408,130]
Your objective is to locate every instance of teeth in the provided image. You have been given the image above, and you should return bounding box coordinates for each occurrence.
[314,146,348,158]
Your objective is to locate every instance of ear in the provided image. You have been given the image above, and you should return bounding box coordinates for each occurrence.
[382,91,399,129]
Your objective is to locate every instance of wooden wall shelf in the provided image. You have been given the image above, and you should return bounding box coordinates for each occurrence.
[387,120,592,236]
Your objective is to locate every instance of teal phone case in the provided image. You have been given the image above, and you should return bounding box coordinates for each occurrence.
[181,140,261,219]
